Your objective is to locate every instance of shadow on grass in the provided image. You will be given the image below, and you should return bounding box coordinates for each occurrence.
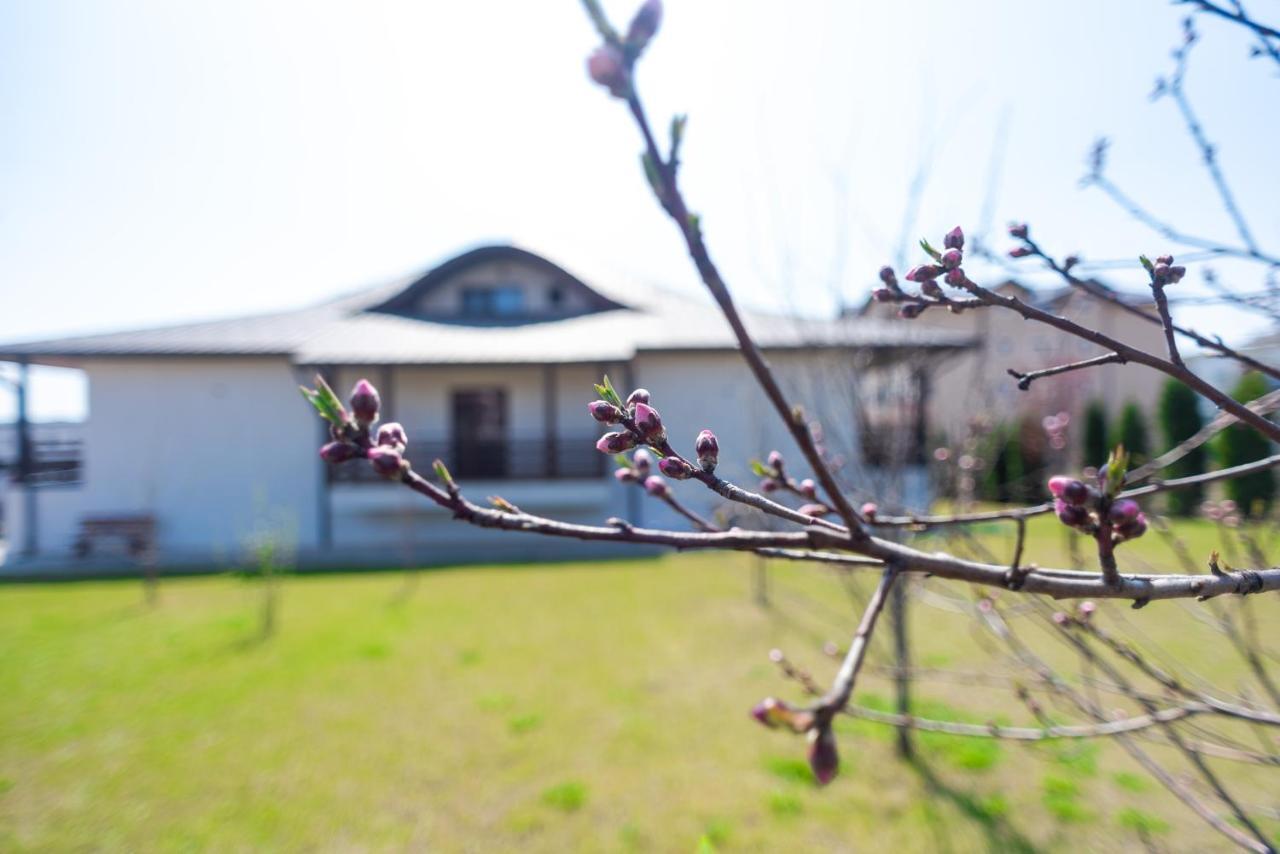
[907,753,1039,854]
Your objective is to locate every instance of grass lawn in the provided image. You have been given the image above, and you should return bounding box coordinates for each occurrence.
[1,513,1277,851]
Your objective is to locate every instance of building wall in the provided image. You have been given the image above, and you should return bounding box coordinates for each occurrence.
[5,357,321,562]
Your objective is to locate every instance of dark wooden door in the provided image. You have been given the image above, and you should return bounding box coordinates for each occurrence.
[451,389,508,478]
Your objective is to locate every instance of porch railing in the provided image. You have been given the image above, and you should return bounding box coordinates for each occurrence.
[330,437,608,483]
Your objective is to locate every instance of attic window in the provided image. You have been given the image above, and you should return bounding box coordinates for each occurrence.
[461,286,524,318]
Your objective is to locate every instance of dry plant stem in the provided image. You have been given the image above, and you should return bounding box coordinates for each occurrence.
[1077,619,1280,726]
[957,272,1280,443]
[1127,389,1280,482]
[1053,620,1274,851]
[1183,0,1280,57]
[1149,277,1184,366]
[1027,239,1280,383]
[399,461,1280,601]
[870,451,1280,528]
[774,651,1238,742]
[659,491,719,532]
[816,564,899,717]
[1006,352,1125,390]
[985,602,1272,854]
[620,88,867,539]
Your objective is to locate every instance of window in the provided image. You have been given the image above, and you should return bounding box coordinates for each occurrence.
[461,286,525,318]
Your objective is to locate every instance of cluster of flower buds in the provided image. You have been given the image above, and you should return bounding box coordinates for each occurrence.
[585,0,663,99]
[1047,452,1147,544]
[306,376,413,480]
[590,378,711,484]
[875,227,973,320]
[1149,254,1187,286]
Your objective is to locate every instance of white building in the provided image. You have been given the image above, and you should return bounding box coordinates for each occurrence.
[1,245,970,573]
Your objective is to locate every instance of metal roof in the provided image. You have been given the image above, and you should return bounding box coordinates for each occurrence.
[0,245,975,367]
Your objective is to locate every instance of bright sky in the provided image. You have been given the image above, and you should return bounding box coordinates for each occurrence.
[2,0,1277,421]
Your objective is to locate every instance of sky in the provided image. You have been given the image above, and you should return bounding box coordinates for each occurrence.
[1,0,1277,421]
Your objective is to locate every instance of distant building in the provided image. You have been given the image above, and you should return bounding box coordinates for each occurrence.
[1,245,971,572]
[854,280,1170,457]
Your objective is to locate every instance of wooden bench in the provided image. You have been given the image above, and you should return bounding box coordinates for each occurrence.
[74,515,156,559]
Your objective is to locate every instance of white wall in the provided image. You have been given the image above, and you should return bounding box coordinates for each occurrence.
[6,357,321,562]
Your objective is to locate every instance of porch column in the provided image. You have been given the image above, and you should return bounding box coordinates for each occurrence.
[16,358,36,557]
[543,364,558,478]
[316,365,334,551]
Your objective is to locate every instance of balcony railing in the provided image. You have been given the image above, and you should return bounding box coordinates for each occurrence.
[1,439,84,486]
[330,437,608,483]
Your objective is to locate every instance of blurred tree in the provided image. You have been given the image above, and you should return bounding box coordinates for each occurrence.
[1158,379,1206,516]
[1216,371,1276,517]
[1082,401,1109,470]
[1113,402,1150,466]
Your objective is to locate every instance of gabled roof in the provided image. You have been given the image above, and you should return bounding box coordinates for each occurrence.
[1,244,975,367]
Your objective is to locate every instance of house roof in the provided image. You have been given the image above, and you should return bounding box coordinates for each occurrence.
[1,245,975,367]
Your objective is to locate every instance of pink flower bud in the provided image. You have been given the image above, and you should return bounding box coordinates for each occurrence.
[1152,262,1171,284]
[807,726,839,785]
[587,45,629,97]
[767,450,785,471]
[1167,265,1186,284]
[632,402,665,440]
[860,502,877,520]
[905,264,942,282]
[615,467,638,484]
[367,446,406,478]
[320,441,359,464]
[878,266,897,287]
[643,474,669,497]
[944,268,965,287]
[1008,246,1033,258]
[1055,498,1091,528]
[349,379,380,426]
[658,456,694,479]
[872,288,895,302]
[1078,600,1096,619]
[376,422,408,451]
[589,400,623,423]
[1115,511,1147,541]
[798,478,817,499]
[597,432,637,454]
[625,0,663,50]
[941,248,963,270]
[1155,254,1173,266]
[1048,476,1089,506]
[921,279,943,298]
[694,429,719,470]
[632,448,654,475]
[751,697,790,729]
[1008,223,1029,239]
[798,503,830,517]
[898,303,924,319]
[1108,499,1141,525]
[943,226,965,250]
[760,478,779,493]
[626,388,651,407]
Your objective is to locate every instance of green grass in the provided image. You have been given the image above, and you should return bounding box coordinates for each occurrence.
[1,514,1277,850]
